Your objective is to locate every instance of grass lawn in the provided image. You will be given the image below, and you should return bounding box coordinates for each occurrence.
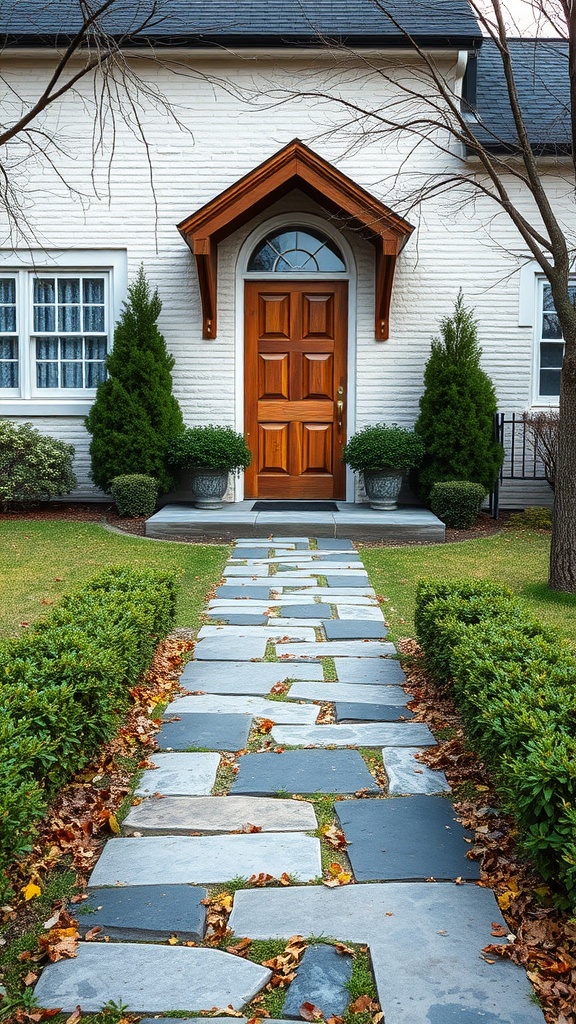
[360,529,576,648]
[0,521,229,639]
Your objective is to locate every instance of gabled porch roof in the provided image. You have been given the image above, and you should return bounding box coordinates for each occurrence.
[177,139,414,340]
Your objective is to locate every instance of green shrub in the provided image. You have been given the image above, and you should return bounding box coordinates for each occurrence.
[0,566,177,885]
[414,577,576,909]
[86,266,184,493]
[430,481,486,528]
[414,293,503,501]
[0,419,77,510]
[342,423,425,471]
[508,506,553,531]
[167,425,252,473]
[111,474,158,517]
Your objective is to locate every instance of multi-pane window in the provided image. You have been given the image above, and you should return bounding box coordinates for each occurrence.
[248,227,346,273]
[538,282,575,399]
[33,276,107,389]
[0,277,18,388]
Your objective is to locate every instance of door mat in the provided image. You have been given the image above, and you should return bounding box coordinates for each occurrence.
[251,501,339,512]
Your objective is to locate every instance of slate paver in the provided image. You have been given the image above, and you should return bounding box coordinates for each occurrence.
[271,723,435,747]
[230,749,379,795]
[316,539,355,550]
[324,620,388,641]
[216,586,272,599]
[335,703,414,722]
[335,796,479,881]
[155,713,251,751]
[324,576,371,588]
[205,612,269,625]
[75,884,207,941]
[228,885,545,1024]
[164,694,319,724]
[383,747,451,795]
[277,587,376,598]
[198,624,316,642]
[180,660,324,693]
[333,658,406,684]
[135,752,220,797]
[283,943,353,1019]
[224,565,272,576]
[280,603,332,618]
[275,640,396,659]
[123,795,318,835]
[336,604,385,620]
[288,682,408,705]
[319,552,361,562]
[193,636,268,661]
[233,547,273,559]
[33,944,271,1013]
[88,834,322,886]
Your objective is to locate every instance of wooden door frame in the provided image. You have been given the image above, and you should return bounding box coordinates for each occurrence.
[235,214,356,502]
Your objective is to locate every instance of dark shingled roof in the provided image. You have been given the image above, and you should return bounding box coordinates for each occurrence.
[0,0,482,49]
[469,38,570,154]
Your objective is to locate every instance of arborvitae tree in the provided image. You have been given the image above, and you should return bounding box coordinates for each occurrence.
[414,293,503,502]
[86,267,183,493]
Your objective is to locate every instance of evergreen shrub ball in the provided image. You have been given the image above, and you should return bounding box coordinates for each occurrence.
[86,266,183,493]
[167,425,252,473]
[342,423,424,471]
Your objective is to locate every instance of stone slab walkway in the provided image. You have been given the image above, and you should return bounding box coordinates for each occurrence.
[34,537,544,1024]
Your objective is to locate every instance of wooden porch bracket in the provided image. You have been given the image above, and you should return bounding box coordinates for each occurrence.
[177,139,414,341]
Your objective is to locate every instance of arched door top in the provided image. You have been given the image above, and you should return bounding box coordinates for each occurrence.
[248,226,346,273]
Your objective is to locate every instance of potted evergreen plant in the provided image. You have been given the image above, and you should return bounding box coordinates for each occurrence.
[342,423,425,510]
[167,425,252,509]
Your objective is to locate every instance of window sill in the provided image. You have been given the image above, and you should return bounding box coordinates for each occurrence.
[0,399,94,416]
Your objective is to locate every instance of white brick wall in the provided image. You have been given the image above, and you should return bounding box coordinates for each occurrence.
[1,51,572,504]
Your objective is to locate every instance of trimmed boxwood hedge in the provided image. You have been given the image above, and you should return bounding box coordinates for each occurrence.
[415,577,576,909]
[0,567,177,885]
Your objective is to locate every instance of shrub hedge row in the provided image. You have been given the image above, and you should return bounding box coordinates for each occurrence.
[415,578,576,909]
[0,567,177,880]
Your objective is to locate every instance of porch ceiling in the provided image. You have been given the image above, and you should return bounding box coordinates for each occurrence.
[177,139,414,340]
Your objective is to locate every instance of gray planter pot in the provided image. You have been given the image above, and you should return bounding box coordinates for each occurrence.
[189,468,229,509]
[363,468,403,511]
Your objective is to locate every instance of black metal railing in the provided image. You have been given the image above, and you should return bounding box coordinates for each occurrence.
[490,412,550,518]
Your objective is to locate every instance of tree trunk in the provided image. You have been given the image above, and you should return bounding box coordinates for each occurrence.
[549,317,576,592]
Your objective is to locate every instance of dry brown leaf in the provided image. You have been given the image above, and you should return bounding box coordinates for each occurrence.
[348,996,379,1014]
[63,1008,82,1024]
[299,1002,324,1021]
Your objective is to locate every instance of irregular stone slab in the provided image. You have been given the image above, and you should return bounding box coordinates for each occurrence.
[224,565,272,577]
[233,547,273,559]
[279,569,369,579]
[180,660,324,693]
[231,749,379,795]
[194,637,268,661]
[325,576,371,588]
[280,603,332,618]
[33,943,271,1013]
[277,587,376,598]
[276,640,396,659]
[75,885,207,941]
[165,695,319,725]
[198,625,316,642]
[123,796,318,835]
[383,747,451,795]
[228,885,545,1024]
[271,577,340,589]
[335,703,414,722]
[277,564,363,573]
[275,618,329,627]
[205,612,269,626]
[271,723,435,748]
[336,604,384,621]
[333,659,406,684]
[283,943,353,1019]
[209,600,281,611]
[135,753,220,797]
[216,586,272,599]
[335,796,479,881]
[324,620,388,641]
[288,682,408,705]
[316,539,355,550]
[320,552,362,562]
[156,713,251,752]
[88,834,322,886]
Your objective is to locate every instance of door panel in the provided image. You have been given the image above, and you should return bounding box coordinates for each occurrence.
[245,280,347,499]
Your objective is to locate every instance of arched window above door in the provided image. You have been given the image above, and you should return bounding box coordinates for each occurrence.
[248,227,346,273]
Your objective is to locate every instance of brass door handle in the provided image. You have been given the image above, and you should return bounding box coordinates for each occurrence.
[337,399,344,430]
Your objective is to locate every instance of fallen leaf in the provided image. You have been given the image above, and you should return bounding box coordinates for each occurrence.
[21,882,41,901]
[23,971,38,986]
[84,926,103,941]
[299,1002,324,1021]
[348,996,379,1014]
[168,935,179,945]
[334,943,354,956]
[64,1008,82,1024]
[490,922,508,937]
[321,825,349,851]
[108,813,121,835]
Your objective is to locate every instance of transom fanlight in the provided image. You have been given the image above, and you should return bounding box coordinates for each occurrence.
[248,227,346,273]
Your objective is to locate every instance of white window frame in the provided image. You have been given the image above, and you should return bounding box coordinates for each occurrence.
[534,276,568,405]
[0,249,127,415]
[518,261,572,407]
[0,271,19,396]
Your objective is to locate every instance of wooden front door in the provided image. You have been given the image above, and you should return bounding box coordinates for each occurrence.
[244,280,347,499]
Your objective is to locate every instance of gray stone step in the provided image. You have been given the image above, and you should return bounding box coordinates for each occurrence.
[88,834,322,886]
[33,943,271,1013]
[135,753,220,797]
[156,713,251,751]
[275,640,396,659]
[282,943,353,1019]
[324,620,388,640]
[288,681,408,705]
[230,748,379,796]
[123,795,318,835]
[74,884,207,941]
[193,636,268,660]
[270,723,436,748]
[180,660,324,694]
[228,885,545,1024]
[336,604,385,620]
[274,587,376,598]
[335,703,414,722]
[383,747,451,795]
[164,694,320,725]
[197,624,317,641]
[333,658,406,684]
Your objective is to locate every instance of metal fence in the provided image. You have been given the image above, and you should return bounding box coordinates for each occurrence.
[490,412,550,518]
